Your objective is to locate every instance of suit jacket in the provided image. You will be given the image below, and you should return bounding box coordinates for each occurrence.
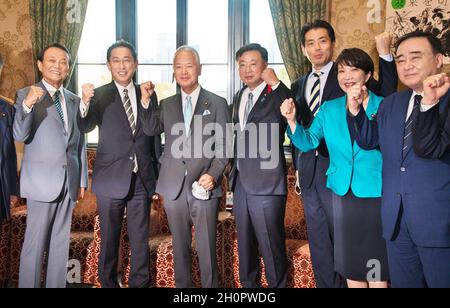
[413,93,450,159]
[291,58,398,189]
[229,82,291,196]
[78,82,158,199]
[14,82,88,203]
[141,88,230,201]
[0,98,18,222]
[287,92,383,198]
[350,90,450,247]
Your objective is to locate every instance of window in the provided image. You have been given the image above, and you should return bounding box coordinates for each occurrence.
[76,0,287,146]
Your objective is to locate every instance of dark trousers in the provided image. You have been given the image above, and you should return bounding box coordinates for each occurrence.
[234,175,287,288]
[164,178,219,288]
[97,173,151,288]
[301,164,345,288]
[387,206,450,288]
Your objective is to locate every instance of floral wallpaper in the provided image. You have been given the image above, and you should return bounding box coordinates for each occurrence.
[0,0,34,99]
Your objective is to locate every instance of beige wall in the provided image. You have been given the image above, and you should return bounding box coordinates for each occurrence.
[0,0,34,99]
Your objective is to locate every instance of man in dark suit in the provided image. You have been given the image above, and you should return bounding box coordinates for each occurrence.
[290,20,398,288]
[229,44,290,288]
[140,46,230,288]
[348,32,450,288]
[79,41,158,288]
[413,73,450,158]
[0,55,19,226]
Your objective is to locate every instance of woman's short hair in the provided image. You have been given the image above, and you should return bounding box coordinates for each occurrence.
[335,48,375,75]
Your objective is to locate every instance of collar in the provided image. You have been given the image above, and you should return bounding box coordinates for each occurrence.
[41,79,64,96]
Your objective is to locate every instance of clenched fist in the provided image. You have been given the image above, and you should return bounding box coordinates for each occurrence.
[347,84,368,116]
[375,32,393,56]
[422,73,450,105]
[140,81,156,104]
[280,98,297,122]
[261,68,280,87]
[82,83,95,105]
[24,86,45,108]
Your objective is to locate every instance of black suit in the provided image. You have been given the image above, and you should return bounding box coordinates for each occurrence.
[78,82,158,288]
[0,98,18,224]
[229,82,290,288]
[413,95,450,159]
[291,58,398,288]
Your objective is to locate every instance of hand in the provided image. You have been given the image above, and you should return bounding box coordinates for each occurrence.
[347,84,368,116]
[10,195,18,207]
[375,32,392,56]
[198,174,216,191]
[82,84,95,105]
[280,98,296,122]
[141,81,156,104]
[422,73,450,105]
[78,188,86,201]
[261,68,280,87]
[24,86,45,108]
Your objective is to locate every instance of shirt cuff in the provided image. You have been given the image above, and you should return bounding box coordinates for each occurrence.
[22,101,33,113]
[271,81,281,91]
[79,100,90,118]
[380,54,394,62]
[421,102,439,112]
[141,99,150,110]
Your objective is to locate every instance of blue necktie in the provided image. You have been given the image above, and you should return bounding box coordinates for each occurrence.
[184,96,193,133]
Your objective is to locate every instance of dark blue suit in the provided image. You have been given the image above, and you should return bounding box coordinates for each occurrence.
[229,82,290,288]
[291,58,397,288]
[0,98,18,223]
[351,89,450,288]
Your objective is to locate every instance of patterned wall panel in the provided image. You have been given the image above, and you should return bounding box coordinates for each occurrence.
[0,0,34,99]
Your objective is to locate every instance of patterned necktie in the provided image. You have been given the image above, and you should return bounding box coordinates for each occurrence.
[123,89,138,172]
[123,89,136,135]
[403,95,422,158]
[310,72,323,116]
[53,90,65,127]
[243,92,254,126]
[184,96,193,133]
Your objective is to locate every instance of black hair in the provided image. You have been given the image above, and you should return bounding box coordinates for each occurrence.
[236,43,269,62]
[37,43,71,62]
[300,20,336,47]
[394,31,444,55]
[335,48,375,76]
[107,40,138,62]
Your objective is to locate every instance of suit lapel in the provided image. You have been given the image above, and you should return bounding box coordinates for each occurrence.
[247,84,270,124]
[189,88,208,136]
[35,82,63,129]
[134,84,142,136]
[110,82,135,136]
[64,89,76,136]
[233,87,246,125]
[322,64,337,103]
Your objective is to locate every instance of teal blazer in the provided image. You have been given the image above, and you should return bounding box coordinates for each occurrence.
[287,91,383,198]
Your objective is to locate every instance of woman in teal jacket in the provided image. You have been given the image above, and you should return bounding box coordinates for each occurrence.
[281,48,389,288]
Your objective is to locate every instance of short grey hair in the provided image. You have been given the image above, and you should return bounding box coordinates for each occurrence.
[173,46,201,66]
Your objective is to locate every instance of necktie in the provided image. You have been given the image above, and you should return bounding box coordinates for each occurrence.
[123,89,136,135]
[402,95,422,158]
[184,96,193,133]
[53,90,65,127]
[243,92,254,126]
[123,89,138,172]
[310,72,322,116]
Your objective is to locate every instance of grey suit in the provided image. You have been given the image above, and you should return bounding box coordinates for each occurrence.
[14,81,88,288]
[142,88,230,288]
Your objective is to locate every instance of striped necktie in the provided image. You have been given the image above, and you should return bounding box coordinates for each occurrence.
[309,72,323,116]
[123,89,136,135]
[402,95,422,158]
[123,89,138,172]
[53,90,65,127]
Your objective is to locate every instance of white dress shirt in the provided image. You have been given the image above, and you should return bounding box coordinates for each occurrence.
[406,91,438,122]
[23,79,68,131]
[181,85,201,120]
